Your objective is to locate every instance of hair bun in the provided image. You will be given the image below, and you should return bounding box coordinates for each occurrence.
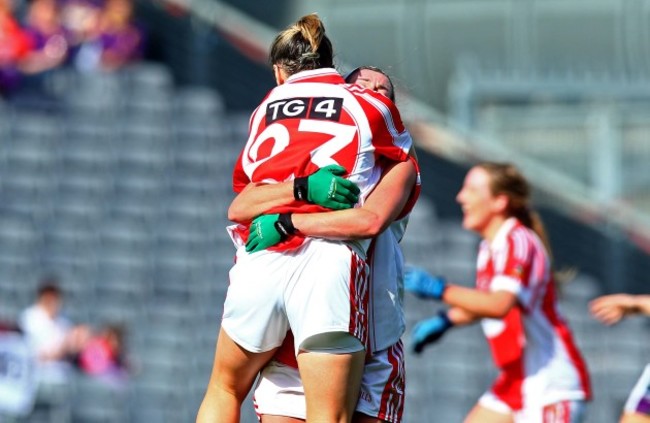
[299,52,320,64]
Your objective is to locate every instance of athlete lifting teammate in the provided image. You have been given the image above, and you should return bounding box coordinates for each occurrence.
[196,14,414,423]
[237,67,419,423]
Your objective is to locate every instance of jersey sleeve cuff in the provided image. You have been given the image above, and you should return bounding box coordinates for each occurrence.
[490,275,522,296]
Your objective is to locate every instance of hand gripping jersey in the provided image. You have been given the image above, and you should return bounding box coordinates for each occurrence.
[230,68,412,253]
[476,218,592,411]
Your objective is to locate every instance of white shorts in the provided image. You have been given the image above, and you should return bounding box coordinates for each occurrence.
[623,364,650,415]
[479,392,586,423]
[222,239,369,353]
[253,341,405,422]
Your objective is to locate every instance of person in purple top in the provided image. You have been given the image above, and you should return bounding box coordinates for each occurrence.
[95,0,143,70]
[67,0,143,72]
[21,0,69,75]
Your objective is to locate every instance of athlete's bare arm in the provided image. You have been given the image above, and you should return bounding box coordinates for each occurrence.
[447,306,481,326]
[228,182,294,224]
[442,285,518,320]
[229,159,416,239]
[291,160,416,239]
[590,294,650,326]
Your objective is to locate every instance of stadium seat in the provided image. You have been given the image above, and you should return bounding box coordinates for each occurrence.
[121,62,174,98]
[71,375,129,423]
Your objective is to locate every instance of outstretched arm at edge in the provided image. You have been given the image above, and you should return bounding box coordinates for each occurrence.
[443,285,518,320]
[590,294,650,325]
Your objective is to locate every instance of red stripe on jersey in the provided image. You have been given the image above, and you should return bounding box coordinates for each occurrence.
[541,283,593,400]
[286,68,345,85]
[492,363,525,411]
[252,395,261,421]
[542,400,571,423]
[378,341,405,423]
[490,307,526,410]
[365,239,378,354]
[502,231,530,287]
[348,250,370,350]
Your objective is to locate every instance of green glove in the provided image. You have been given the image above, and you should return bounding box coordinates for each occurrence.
[246,213,296,253]
[294,165,360,210]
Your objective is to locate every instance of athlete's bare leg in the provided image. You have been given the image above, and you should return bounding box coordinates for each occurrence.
[298,350,365,423]
[464,404,514,423]
[621,413,650,423]
[196,328,278,423]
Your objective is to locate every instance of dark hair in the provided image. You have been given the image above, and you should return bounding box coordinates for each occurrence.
[345,66,396,102]
[37,275,62,298]
[269,13,334,76]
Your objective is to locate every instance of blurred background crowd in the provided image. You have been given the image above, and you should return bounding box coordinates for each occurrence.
[1,0,143,96]
[0,0,648,422]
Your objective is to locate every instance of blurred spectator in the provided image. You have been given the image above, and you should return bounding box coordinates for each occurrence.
[17,276,91,421]
[94,0,143,71]
[0,0,34,95]
[59,0,101,50]
[20,0,69,75]
[18,278,90,381]
[64,0,144,72]
[0,322,37,420]
[76,323,129,381]
[1,0,145,96]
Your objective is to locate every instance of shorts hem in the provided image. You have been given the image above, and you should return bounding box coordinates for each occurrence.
[221,324,283,353]
[297,327,365,352]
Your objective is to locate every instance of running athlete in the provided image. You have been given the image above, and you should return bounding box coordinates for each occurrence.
[405,162,592,423]
[196,15,413,423]
[590,293,650,423]
[235,67,418,423]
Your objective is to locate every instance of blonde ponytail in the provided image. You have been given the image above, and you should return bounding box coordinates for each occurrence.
[270,13,334,75]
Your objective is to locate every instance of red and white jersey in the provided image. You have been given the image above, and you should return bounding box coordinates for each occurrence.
[231,68,412,252]
[476,218,592,411]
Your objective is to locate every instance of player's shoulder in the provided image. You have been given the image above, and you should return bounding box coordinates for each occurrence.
[504,224,536,258]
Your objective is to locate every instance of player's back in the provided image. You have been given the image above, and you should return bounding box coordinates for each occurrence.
[234,68,410,211]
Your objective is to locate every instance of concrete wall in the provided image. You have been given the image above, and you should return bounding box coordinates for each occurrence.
[287,0,650,111]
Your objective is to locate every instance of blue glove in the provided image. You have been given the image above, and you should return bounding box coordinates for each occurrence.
[404,267,447,300]
[411,311,453,354]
